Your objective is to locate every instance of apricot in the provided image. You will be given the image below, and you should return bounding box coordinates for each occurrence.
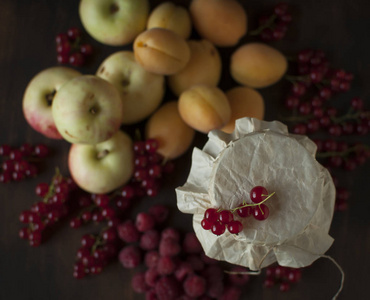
[221,86,265,134]
[168,39,222,96]
[178,85,231,133]
[145,101,195,160]
[133,28,190,75]
[147,2,192,39]
[189,0,247,47]
[230,43,288,88]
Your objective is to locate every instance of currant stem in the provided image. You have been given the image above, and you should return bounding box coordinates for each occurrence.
[316,144,369,158]
[285,74,310,84]
[249,14,277,36]
[330,107,361,124]
[42,167,62,202]
[230,192,276,213]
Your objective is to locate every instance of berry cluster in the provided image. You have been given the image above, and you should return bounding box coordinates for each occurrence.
[0,143,49,183]
[56,27,93,67]
[73,231,120,278]
[263,265,302,292]
[315,140,369,171]
[18,169,76,246]
[283,49,370,137]
[130,138,174,197]
[117,204,250,299]
[69,193,127,230]
[201,186,274,236]
[250,2,292,42]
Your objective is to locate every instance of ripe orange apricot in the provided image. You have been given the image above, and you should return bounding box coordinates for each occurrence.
[168,39,222,96]
[145,101,195,159]
[190,0,247,47]
[134,28,190,75]
[221,86,265,134]
[178,84,231,133]
[230,43,288,88]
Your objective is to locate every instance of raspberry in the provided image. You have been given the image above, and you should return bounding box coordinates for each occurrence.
[136,212,155,232]
[227,266,250,286]
[145,289,158,300]
[149,204,169,224]
[119,245,142,268]
[220,286,242,300]
[183,232,202,254]
[174,261,194,282]
[145,250,160,269]
[183,274,206,298]
[202,265,224,298]
[200,252,218,265]
[154,276,181,300]
[117,220,141,243]
[157,255,176,275]
[132,271,149,293]
[145,267,160,287]
[140,229,160,251]
[161,227,180,242]
[159,237,181,257]
[186,254,205,271]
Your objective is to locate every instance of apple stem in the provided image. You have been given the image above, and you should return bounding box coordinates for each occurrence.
[97,149,109,159]
[45,90,56,106]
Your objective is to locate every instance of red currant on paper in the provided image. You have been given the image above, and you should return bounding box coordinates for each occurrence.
[250,186,269,203]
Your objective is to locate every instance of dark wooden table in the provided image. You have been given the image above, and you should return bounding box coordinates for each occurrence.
[0,1,369,299]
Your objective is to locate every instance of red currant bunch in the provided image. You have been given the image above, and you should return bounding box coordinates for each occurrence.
[73,231,119,278]
[201,208,243,235]
[18,169,76,246]
[130,138,174,197]
[201,186,275,236]
[55,27,93,67]
[250,2,292,42]
[0,143,49,183]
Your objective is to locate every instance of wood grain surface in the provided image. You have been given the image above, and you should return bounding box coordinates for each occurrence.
[0,1,369,299]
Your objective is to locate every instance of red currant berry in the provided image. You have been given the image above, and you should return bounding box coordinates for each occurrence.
[57,54,69,64]
[56,41,71,55]
[94,194,110,207]
[227,220,243,234]
[211,221,226,236]
[80,44,93,55]
[237,204,253,218]
[69,52,85,66]
[67,27,82,40]
[350,97,364,110]
[34,144,49,157]
[292,123,307,135]
[204,208,219,223]
[253,204,270,221]
[145,139,159,154]
[218,210,234,224]
[201,218,213,230]
[250,186,269,203]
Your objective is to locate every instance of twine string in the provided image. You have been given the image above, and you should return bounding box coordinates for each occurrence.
[224,247,344,300]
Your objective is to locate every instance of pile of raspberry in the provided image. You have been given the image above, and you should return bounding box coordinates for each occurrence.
[117,204,250,300]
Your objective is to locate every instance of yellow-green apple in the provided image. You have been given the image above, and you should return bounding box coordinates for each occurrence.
[79,0,149,46]
[52,75,123,144]
[68,130,134,194]
[22,66,81,139]
[96,51,165,124]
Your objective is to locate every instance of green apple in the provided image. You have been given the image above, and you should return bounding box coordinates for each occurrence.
[96,51,165,124]
[22,66,81,139]
[52,75,123,144]
[68,130,134,194]
[79,0,149,46]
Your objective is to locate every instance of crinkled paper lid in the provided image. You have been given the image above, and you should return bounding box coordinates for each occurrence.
[176,118,336,270]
